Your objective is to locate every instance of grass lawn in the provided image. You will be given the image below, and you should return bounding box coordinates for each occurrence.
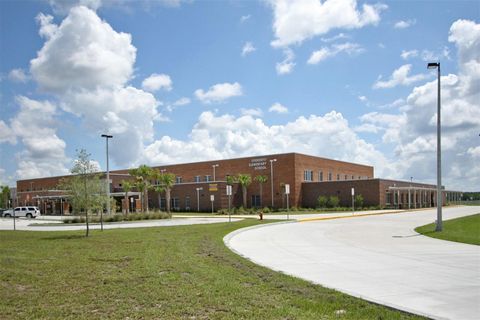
[415,213,480,245]
[1,220,423,319]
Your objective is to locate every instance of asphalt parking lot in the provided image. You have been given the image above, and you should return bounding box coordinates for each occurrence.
[226,206,480,320]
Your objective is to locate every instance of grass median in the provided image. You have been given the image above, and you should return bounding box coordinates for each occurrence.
[1,220,423,319]
[415,213,480,245]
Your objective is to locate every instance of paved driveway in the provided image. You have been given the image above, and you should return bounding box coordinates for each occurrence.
[0,217,241,231]
[225,206,480,320]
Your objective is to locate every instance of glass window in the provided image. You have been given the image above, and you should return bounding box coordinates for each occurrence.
[194,176,200,183]
[319,171,323,182]
[328,172,332,181]
[205,175,211,182]
[344,174,348,180]
[336,174,340,181]
[303,170,313,181]
[176,176,182,184]
[185,196,190,210]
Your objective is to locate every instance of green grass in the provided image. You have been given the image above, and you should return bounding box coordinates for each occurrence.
[0,221,423,319]
[415,213,480,245]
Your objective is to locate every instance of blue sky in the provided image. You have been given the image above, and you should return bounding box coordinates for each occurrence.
[0,0,479,191]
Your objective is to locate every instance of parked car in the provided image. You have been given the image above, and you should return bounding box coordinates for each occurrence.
[2,206,41,218]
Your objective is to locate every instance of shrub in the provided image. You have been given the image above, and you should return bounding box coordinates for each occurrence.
[327,196,340,208]
[262,207,271,213]
[354,194,364,208]
[317,195,328,208]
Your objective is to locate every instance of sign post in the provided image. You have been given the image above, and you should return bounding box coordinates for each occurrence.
[210,195,215,214]
[285,184,290,220]
[351,187,355,215]
[226,185,232,222]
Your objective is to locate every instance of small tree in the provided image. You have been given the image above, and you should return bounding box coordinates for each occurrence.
[154,171,176,213]
[129,165,153,213]
[59,149,106,237]
[0,186,10,208]
[254,175,268,208]
[354,194,364,209]
[235,174,252,208]
[317,195,328,208]
[121,180,134,214]
[327,196,340,208]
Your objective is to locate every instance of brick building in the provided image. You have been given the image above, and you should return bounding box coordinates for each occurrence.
[14,152,462,214]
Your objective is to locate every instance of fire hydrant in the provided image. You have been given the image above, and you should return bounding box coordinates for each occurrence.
[259,211,263,220]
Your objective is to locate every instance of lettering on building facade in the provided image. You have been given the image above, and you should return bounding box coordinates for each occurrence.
[249,158,267,170]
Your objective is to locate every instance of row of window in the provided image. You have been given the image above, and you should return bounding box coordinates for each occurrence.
[304,170,368,182]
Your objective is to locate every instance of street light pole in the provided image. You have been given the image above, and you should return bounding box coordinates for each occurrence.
[196,187,203,212]
[212,164,219,182]
[427,62,442,231]
[101,134,113,221]
[269,159,277,208]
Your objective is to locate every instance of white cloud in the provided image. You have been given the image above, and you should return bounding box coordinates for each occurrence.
[268,0,387,48]
[240,14,251,23]
[394,19,416,29]
[241,42,256,56]
[358,96,367,102]
[10,96,69,179]
[194,82,243,104]
[400,49,418,60]
[321,32,349,42]
[269,102,288,114]
[240,108,263,117]
[48,0,102,14]
[173,97,191,106]
[31,6,136,94]
[0,121,16,144]
[142,73,172,92]
[276,48,295,75]
[373,64,430,89]
[142,110,392,177]
[308,42,364,64]
[360,19,480,190]
[8,69,29,83]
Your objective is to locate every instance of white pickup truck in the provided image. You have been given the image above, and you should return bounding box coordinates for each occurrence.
[2,206,41,218]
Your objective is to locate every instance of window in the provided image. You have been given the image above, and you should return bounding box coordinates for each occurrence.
[336,174,340,181]
[328,172,332,181]
[352,175,355,180]
[304,170,313,181]
[319,171,323,182]
[344,174,348,180]
[194,176,200,183]
[171,198,179,210]
[159,198,166,209]
[176,176,182,184]
[185,196,190,210]
[251,195,261,208]
[205,175,211,182]
[358,176,361,180]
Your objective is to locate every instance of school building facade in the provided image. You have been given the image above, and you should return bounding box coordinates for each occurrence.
[14,152,462,214]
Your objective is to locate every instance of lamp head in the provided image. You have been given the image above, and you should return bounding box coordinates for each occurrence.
[427,62,439,69]
[101,134,113,138]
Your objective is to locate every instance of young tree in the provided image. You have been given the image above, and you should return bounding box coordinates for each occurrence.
[317,195,328,208]
[327,196,340,208]
[59,149,106,237]
[235,174,252,208]
[153,171,176,213]
[121,180,134,214]
[0,186,10,208]
[254,175,268,207]
[354,194,364,209]
[129,165,153,213]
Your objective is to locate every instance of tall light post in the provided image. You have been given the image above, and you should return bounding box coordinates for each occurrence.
[427,62,442,231]
[269,159,277,208]
[196,187,203,212]
[101,134,113,220]
[212,164,219,182]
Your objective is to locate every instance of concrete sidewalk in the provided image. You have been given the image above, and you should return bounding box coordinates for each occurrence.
[225,206,480,320]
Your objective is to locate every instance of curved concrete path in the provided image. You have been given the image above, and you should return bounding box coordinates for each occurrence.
[226,206,480,320]
[0,217,241,231]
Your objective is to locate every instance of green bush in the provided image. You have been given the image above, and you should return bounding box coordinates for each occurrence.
[354,194,364,208]
[63,211,171,224]
[317,195,328,208]
[262,207,271,213]
[327,196,340,208]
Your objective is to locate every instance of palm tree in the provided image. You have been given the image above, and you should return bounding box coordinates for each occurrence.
[154,170,176,213]
[254,175,268,208]
[129,165,153,213]
[236,174,252,208]
[121,180,133,214]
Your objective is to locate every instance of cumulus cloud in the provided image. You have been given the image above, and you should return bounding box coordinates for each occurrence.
[142,73,172,92]
[240,14,251,23]
[241,42,256,56]
[29,6,160,167]
[394,19,416,29]
[269,102,288,114]
[31,7,136,94]
[8,69,29,83]
[361,19,480,190]
[373,64,430,89]
[308,42,364,64]
[240,108,263,117]
[142,110,392,177]
[48,0,102,14]
[0,121,17,144]
[194,82,243,104]
[276,48,295,75]
[268,0,387,48]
